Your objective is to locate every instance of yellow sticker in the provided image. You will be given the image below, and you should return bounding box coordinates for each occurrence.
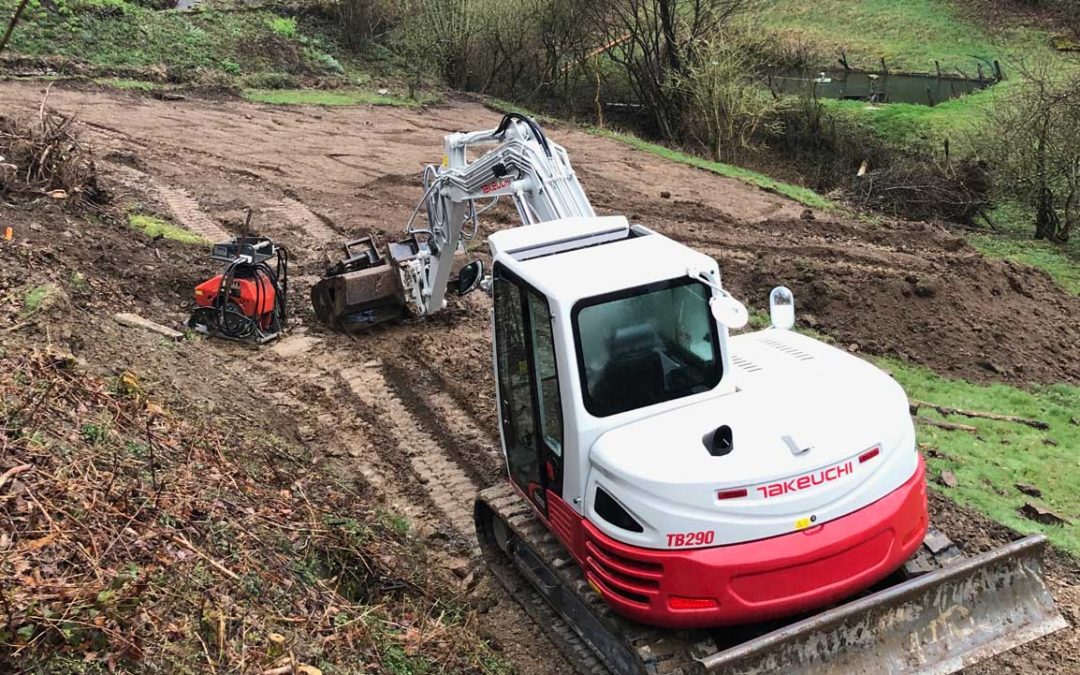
[795,517,812,531]
[441,155,449,168]
[588,578,603,597]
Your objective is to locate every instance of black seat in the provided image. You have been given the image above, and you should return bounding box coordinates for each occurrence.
[591,323,666,415]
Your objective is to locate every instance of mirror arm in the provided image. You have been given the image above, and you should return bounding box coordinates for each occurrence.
[687,268,727,296]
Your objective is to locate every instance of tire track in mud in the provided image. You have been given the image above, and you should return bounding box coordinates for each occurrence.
[340,361,481,551]
[103,162,232,242]
[156,184,233,242]
[266,197,340,245]
[250,336,434,532]
[381,361,503,484]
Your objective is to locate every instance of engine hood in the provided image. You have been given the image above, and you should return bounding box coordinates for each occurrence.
[585,330,920,548]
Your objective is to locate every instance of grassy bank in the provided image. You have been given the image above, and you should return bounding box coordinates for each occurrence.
[243,88,431,107]
[967,204,1080,295]
[884,359,1080,555]
[0,0,430,97]
[591,128,835,211]
[822,84,1009,148]
[750,0,1051,73]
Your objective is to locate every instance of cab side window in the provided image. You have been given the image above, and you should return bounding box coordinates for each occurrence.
[494,275,539,490]
[527,291,563,456]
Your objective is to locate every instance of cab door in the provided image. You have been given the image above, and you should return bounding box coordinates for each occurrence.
[492,265,565,512]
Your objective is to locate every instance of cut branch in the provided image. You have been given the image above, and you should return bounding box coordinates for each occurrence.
[913,416,978,434]
[909,399,1049,430]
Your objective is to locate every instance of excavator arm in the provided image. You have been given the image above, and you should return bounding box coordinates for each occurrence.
[311,113,595,329]
[400,113,595,316]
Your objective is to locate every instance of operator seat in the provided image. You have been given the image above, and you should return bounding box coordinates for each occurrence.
[591,323,665,415]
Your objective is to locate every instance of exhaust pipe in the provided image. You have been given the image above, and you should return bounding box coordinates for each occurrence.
[695,535,1067,675]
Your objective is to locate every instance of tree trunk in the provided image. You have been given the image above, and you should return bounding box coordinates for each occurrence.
[0,0,31,56]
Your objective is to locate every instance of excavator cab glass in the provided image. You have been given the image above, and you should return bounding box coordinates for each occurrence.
[573,278,722,417]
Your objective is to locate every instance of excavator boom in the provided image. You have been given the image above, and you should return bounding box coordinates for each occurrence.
[311,113,593,330]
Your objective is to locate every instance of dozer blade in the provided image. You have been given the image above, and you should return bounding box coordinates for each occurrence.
[695,534,1067,675]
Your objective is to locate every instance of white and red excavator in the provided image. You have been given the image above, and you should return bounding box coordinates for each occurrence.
[311,113,1066,674]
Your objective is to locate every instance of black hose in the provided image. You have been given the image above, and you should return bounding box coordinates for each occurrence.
[496,112,551,157]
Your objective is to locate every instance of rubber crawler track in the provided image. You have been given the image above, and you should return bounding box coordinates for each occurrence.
[476,483,717,675]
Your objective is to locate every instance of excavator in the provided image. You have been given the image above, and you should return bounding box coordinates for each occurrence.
[311,113,1067,674]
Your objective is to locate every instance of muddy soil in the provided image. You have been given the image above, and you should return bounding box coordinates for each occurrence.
[1,80,1077,673]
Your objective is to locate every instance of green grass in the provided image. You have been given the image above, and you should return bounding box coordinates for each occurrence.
[127,214,208,245]
[94,77,163,91]
[971,234,1080,295]
[3,0,351,83]
[749,0,1052,73]
[242,88,428,107]
[22,284,58,314]
[591,128,835,210]
[964,202,1080,295]
[822,83,1009,148]
[266,16,297,39]
[881,358,1080,555]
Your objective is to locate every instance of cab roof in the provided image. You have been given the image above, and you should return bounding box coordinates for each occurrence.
[487,216,718,305]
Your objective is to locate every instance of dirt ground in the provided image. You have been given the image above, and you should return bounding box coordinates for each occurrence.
[1,79,1077,673]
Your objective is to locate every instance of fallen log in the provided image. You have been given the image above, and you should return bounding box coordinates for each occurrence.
[913,416,978,433]
[909,399,1048,430]
[113,312,184,341]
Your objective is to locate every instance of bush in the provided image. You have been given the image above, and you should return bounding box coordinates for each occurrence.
[0,108,105,209]
[977,57,1080,243]
[330,0,403,49]
[267,16,298,38]
[678,34,788,163]
[844,155,991,224]
[241,71,299,89]
[397,0,593,102]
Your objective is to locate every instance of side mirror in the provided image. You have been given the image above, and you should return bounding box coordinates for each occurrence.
[710,294,748,329]
[769,286,795,330]
[455,260,485,297]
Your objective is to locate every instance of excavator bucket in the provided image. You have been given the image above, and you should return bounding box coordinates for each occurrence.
[310,236,407,332]
[694,534,1067,675]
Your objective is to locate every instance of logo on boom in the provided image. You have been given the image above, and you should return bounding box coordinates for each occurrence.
[756,461,853,499]
[482,178,512,194]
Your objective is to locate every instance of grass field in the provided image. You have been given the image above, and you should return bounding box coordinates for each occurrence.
[2,0,352,85]
[822,84,1008,148]
[883,359,1080,555]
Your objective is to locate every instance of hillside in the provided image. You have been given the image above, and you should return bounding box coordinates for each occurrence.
[2,0,1079,672]
[0,80,1077,672]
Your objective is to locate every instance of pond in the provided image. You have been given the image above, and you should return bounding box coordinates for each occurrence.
[768,69,994,106]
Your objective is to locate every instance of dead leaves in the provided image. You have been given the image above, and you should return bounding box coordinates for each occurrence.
[1,346,499,673]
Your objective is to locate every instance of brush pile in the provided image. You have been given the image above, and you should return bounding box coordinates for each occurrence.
[0,102,105,209]
[845,156,991,224]
[0,348,499,673]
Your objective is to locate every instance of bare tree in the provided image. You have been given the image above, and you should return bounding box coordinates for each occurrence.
[0,0,31,56]
[587,0,748,140]
[678,33,784,162]
[985,57,1080,243]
